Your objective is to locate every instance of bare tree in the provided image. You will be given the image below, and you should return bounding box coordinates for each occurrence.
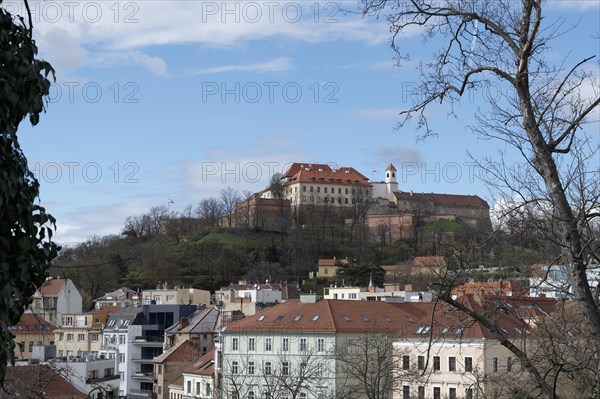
[362,0,600,396]
[195,197,224,227]
[220,187,242,228]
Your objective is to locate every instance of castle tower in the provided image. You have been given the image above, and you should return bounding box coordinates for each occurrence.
[385,163,398,201]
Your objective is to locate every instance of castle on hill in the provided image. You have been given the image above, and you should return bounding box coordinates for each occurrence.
[226,162,491,236]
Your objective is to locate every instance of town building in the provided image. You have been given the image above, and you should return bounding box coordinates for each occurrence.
[451,279,526,299]
[55,307,119,359]
[9,313,56,361]
[155,307,221,399]
[393,294,558,399]
[93,287,141,309]
[221,295,428,399]
[51,357,120,398]
[28,277,83,325]
[1,364,87,399]
[323,285,433,303]
[314,257,350,279]
[142,282,210,306]
[100,304,197,399]
[215,281,299,316]
[180,350,216,399]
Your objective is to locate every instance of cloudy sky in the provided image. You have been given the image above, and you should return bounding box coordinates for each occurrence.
[11,0,600,244]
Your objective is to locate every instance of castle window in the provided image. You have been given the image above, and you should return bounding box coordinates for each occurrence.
[302,186,306,192]
[310,186,314,192]
[344,198,348,204]
[317,187,320,193]
[324,187,328,193]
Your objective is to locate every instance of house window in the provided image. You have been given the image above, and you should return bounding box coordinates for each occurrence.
[344,198,348,204]
[465,388,473,399]
[507,357,512,371]
[402,386,410,399]
[196,382,200,394]
[465,357,473,372]
[91,334,99,342]
[433,356,440,371]
[58,333,64,341]
[299,338,307,352]
[449,356,456,371]
[248,361,255,375]
[166,295,175,302]
[303,186,306,192]
[418,386,425,399]
[63,316,73,326]
[119,353,125,363]
[449,387,457,399]
[265,338,272,351]
[345,188,348,194]
[232,337,239,351]
[433,387,441,399]
[418,355,425,370]
[282,338,289,352]
[232,361,239,374]
[310,186,314,192]
[324,187,328,193]
[248,338,255,351]
[153,295,161,304]
[282,361,289,375]
[67,334,74,342]
[187,381,191,394]
[402,355,410,370]
[265,361,272,375]
[317,186,320,193]
[119,335,126,344]
[493,357,498,372]
[317,338,324,352]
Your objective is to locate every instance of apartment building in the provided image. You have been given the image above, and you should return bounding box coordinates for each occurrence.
[221,295,428,399]
[93,287,141,309]
[9,313,55,361]
[55,307,118,359]
[142,282,210,306]
[29,277,83,325]
[100,305,197,399]
[215,281,299,316]
[393,294,558,399]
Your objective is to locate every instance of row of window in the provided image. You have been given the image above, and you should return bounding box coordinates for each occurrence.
[300,196,366,205]
[186,380,212,396]
[230,360,325,377]
[231,337,325,352]
[299,186,368,195]
[232,390,309,399]
[401,355,473,372]
[58,333,99,343]
[402,386,474,399]
[401,355,512,373]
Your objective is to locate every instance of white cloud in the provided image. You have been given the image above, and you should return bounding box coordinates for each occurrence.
[190,57,292,75]
[90,51,168,75]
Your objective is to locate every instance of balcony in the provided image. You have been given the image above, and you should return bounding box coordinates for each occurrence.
[131,337,163,347]
[131,356,156,363]
[131,371,154,381]
[128,388,154,399]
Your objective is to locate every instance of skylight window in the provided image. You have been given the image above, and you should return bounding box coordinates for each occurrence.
[342,315,351,322]
[258,315,266,321]
[275,315,284,322]
[383,316,392,323]
[456,327,465,336]
[416,325,431,334]
[361,315,369,323]
[311,315,320,322]
[442,327,450,334]
[293,315,302,322]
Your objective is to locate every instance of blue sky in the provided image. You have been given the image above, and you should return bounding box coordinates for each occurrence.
[11,0,600,244]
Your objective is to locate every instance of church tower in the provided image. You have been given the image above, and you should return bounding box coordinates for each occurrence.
[385,163,398,201]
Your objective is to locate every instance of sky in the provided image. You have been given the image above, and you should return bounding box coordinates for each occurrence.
[10,0,600,245]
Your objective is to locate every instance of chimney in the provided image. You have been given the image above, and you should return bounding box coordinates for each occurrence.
[473,289,485,306]
[179,317,189,329]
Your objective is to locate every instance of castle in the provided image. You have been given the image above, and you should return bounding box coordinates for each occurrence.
[227,162,491,236]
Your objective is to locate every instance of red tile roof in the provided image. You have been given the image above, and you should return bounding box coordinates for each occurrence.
[413,256,446,267]
[283,163,371,187]
[386,163,396,172]
[10,313,56,334]
[226,299,426,333]
[183,350,215,376]
[40,278,66,296]
[394,191,489,208]
[451,279,526,297]
[1,365,86,398]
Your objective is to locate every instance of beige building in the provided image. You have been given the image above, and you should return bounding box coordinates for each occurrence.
[54,307,117,359]
[281,163,373,208]
[143,282,210,306]
[9,313,56,361]
[315,257,350,279]
[393,294,558,399]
